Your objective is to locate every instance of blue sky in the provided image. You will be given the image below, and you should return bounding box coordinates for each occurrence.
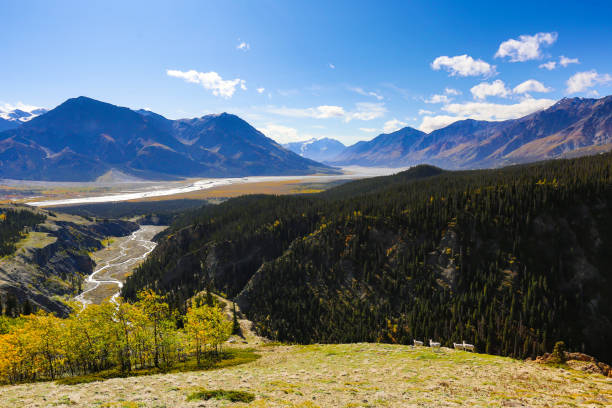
[2,0,612,145]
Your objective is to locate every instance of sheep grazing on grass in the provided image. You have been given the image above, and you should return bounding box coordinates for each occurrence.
[453,342,464,350]
[429,339,441,348]
[413,339,424,347]
[462,341,475,352]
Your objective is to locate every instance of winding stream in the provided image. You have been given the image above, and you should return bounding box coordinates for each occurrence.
[75,225,166,305]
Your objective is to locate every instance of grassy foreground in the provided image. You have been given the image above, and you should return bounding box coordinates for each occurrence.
[1,343,610,407]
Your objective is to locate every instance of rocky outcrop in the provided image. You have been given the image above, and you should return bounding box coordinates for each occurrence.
[535,351,612,377]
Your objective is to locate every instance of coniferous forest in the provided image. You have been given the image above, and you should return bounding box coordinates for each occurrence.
[123,153,612,364]
[0,209,46,256]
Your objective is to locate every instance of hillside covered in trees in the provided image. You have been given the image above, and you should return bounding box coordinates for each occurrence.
[123,153,612,364]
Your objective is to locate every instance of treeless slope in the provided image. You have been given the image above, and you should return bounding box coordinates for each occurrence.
[1,343,610,407]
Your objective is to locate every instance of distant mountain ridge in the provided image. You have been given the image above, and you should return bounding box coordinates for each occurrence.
[330,96,612,168]
[0,97,336,181]
[283,137,346,162]
[0,106,48,132]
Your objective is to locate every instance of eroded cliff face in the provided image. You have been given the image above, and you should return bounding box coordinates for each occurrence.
[0,209,137,315]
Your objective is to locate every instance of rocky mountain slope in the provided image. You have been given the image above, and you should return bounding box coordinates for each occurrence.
[331,96,612,168]
[0,205,137,315]
[283,137,346,162]
[0,97,336,181]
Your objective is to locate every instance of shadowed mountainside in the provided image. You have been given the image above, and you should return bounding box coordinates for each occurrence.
[0,97,337,181]
[330,96,612,168]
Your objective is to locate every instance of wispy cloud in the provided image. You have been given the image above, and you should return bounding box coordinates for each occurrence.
[328,63,336,69]
[425,87,461,104]
[559,55,579,67]
[539,61,557,70]
[267,105,345,119]
[256,87,265,94]
[359,127,378,133]
[425,94,451,104]
[166,69,246,98]
[444,87,461,96]
[266,102,385,122]
[431,54,496,77]
[349,87,384,100]
[495,32,557,62]
[539,55,579,70]
[346,102,386,121]
[418,109,435,115]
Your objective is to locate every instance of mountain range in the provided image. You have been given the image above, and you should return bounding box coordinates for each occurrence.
[1,95,612,181]
[0,106,48,132]
[0,97,335,181]
[283,137,346,162]
[328,96,612,168]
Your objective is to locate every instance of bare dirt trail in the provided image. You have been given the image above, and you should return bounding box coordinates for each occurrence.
[211,293,269,346]
[75,225,166,305]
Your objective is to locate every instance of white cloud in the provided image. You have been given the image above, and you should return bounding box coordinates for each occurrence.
[328,63,336,69]
[237,41,250,51]
[513,79,552,94]
[538,56,579,71]
[444,87,461,96]
[566,70,612,94]
[0,102,44,114]
[167,69,246,98]
[418,115,465,133]
[418,109,435,115]
[431,54,495,77]
[539,61,557,70]
[359,127,378,132]
[383,119,407,133]
[350,87,383,100]
[418,98,555,133]
[259,124,300,143]
[346,102,386,121]
[268,105,346,119]
[256,87,265,94]
[0,102,47,122]
[470,80,511,100]
[267,102,385,122]
[495,32,557,62]
[442,98,556,120]
[425,94,451,104]
[559,55,579,67]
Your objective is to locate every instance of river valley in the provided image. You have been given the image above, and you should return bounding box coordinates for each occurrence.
[75,225,166,305]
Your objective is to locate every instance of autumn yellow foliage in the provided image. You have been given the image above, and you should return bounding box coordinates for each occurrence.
[0,291,232,384]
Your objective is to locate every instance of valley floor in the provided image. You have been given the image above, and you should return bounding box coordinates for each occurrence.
[1,343,610,407]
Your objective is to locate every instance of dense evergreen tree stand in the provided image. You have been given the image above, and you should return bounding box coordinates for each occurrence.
[124,153,612,364]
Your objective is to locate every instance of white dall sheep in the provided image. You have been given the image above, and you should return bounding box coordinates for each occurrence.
[453,342,464,350]
[462,341,475,352]
[413,339,424,347]
[429,339,441,348]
